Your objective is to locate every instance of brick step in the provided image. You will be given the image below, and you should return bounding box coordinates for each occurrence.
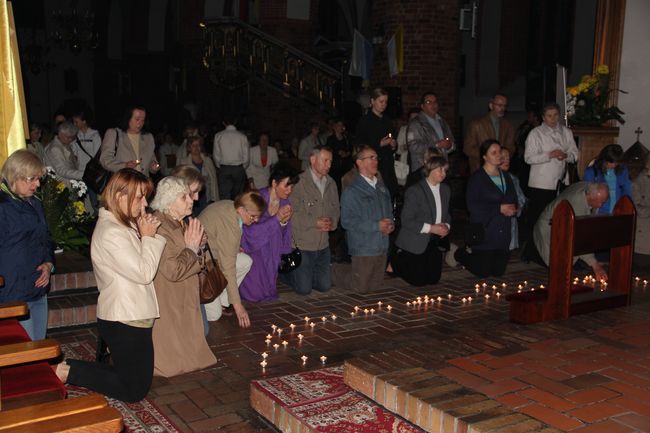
[48,292,98,329]
[343,357,560,433]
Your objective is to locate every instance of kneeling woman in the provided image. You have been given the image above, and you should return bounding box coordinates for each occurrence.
[391,155,451,286]
[61,169,165,402]
[454,139,517,277]
[150,176,216,377]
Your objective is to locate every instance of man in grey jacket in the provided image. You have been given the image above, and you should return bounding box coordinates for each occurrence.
[284,145,340,294]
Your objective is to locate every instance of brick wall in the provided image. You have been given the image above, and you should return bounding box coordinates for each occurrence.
[258,0,320,54]
[370,0,461,131]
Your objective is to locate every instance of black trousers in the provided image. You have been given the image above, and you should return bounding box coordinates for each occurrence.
[455,248,509,278]
[525,187,557,232]
[67,319,154,403]
[392,239,443,286]
[218,164,247,200]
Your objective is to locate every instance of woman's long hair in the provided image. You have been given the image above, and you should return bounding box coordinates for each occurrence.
[593,144,625,176]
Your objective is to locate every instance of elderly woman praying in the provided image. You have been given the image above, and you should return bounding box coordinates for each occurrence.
[149,176,216,377]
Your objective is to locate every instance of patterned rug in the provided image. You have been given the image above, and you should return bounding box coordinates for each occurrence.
[60,341,182,433]
[252,366,425,432]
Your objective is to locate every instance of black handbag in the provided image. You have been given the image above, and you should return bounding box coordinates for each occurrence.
[279,241,302,274]
[78,131,116,194]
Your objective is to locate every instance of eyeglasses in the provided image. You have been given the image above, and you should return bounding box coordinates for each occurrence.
[244,208,261,222]
[358,155,379,161]
[21,175,42,184]
[423,100,437,105]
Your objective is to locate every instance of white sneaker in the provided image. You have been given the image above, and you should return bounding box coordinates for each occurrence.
[446,243,459,268]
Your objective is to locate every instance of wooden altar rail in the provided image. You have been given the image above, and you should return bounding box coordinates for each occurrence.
[507,196,636,324]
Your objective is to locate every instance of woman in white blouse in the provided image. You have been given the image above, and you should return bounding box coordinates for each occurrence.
[246,132,278,190]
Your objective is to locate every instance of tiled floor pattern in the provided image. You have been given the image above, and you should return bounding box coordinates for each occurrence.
[50,261,650,432]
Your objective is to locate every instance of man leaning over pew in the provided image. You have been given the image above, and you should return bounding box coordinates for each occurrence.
[533,182,609,281]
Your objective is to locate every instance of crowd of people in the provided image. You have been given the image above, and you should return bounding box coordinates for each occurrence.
[1,89,649,404]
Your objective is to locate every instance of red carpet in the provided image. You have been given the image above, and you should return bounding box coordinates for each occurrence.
[252,366,424,432]
[61,341,182,433]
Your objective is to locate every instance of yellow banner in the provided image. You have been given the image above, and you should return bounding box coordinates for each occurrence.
[0,0,28,167]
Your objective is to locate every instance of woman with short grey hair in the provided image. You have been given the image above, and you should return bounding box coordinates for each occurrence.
[150,176,216,377]
[44,121,83,188]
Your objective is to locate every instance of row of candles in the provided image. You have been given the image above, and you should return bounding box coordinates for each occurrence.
[258,275,649,370]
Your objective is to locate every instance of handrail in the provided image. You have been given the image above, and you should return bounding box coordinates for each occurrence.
[203,17,340,76]
[202,17,341,114]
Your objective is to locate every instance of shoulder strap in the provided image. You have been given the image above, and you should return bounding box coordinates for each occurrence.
[75,138,93,158]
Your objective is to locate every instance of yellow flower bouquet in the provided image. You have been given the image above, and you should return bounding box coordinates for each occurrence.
[566,64,625,126]
[36,168,94,251]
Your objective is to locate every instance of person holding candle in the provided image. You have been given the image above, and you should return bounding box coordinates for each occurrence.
[100,106,160,177]
[450,139,517,278]
[390,154,451,286]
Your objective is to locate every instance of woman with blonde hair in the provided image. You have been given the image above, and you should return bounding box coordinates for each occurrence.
[198,191,265,328]
[0,149,52,340]
[149,177,216,377]
[58,168,165,402]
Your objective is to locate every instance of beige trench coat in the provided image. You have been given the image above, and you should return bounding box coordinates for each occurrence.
[152,212,216,378]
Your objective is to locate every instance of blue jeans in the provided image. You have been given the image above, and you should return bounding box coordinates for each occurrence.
[281,248,331,295]
[19,295,48,340]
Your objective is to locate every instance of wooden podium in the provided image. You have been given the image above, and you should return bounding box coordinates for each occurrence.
[571,126,619,179]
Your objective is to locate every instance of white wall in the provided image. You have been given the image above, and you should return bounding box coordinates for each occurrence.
[619,0,650,150]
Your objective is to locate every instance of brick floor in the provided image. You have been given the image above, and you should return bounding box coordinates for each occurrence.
[49,258,650,432]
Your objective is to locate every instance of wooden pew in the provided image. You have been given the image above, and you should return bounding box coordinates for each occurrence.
[0,295,122,432]
[507,196,636,324]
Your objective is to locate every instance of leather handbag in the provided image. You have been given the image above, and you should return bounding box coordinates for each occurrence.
[78,130,116,194]
[279,240,302,274]
[199,242,228,304]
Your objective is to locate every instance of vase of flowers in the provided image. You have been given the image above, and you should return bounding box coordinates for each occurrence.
[566,64,625,127]
[37,168,94,252]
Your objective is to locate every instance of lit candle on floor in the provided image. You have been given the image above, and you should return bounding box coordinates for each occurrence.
[468,296,473,301]
[378,301,383,307]
[437,296,442,302]
[387,305,393,311]
[320,355,327,364]
[321,316,327,322]
[370,308,375,314]
[301,355,308,365]
[502,283,507,288]
[277,328,283,336]
[273,343,279,350]
[485,294,490,299]
[298,334,304,341]
[266,334,272,340]
[475,284,480,289]
[363,308,369,314]
[448,294,452,299]
[331,314,337,320]
[271,324,277,332]
[304,316,310,322]
[496,292,501,297]
[260,360,267,368]
[261,352,268,359]
[406,301,411,306]
[524,280,528,286]
[354,306,360,312]
[492,285,497,290]
[462,297,467,303]
[265,338,271,345]
[290,323,296,331]
[310,322,315,328]
[475,287,480,293]
[282,340,288,348]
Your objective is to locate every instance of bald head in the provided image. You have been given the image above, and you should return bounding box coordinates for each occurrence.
[585,182,609,210]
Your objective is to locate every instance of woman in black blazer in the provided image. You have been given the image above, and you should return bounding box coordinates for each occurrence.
[453,139,518,277]
[391,155,451,286]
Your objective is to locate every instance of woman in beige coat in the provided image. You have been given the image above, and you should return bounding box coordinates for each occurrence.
[150,177,216,377]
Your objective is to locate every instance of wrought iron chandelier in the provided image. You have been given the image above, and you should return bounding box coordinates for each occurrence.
[50,0,98,54]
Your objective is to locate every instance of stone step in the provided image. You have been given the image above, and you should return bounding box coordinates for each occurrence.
[343,356,560,433]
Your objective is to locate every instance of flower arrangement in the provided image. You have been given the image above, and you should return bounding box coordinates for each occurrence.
[566,64,625,127]
[37,168,94,251]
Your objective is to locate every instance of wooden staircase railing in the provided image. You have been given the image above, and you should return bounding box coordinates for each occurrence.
[202,17,341,114]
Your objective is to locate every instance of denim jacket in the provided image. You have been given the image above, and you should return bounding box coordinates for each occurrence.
[341,174,393,256]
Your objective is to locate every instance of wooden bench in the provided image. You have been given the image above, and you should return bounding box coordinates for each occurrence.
[507,196,636,324]
[0,292,122,432]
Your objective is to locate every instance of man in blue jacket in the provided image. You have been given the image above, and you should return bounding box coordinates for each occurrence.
[341,146,394,293]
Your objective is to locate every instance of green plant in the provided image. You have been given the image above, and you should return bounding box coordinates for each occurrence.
[566,64,625,127]
[36,168,94,251]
